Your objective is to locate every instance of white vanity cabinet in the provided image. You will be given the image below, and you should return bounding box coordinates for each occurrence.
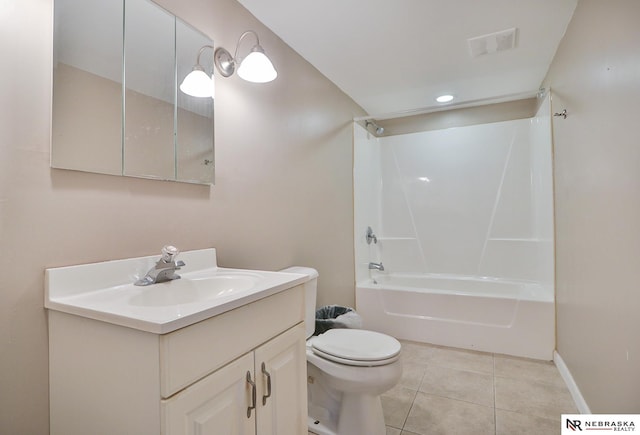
[48,285,307,435]
[163,323,306,435]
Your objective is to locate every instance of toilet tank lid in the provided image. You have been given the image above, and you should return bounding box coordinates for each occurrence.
[279,266,318,280]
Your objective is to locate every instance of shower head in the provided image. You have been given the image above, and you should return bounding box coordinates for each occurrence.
[365,120,384,135]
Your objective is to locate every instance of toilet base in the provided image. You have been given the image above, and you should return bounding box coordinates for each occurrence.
[307,391,386,435]
[307,415,334,435]
[306,336,402,435]
[338,393,386,435]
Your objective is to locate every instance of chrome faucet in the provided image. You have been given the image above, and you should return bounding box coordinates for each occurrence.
[368,262,385,271]
[135,245,186,286]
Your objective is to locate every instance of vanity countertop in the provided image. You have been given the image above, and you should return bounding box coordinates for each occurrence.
[45,248,307,334]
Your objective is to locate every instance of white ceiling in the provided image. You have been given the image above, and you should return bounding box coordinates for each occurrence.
[237,0,578,116]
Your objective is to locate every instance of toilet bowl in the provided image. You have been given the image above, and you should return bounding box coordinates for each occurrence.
[280,267,402,435]
[307,329,402,435]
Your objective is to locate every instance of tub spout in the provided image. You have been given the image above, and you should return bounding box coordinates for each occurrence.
[368,262,384,271]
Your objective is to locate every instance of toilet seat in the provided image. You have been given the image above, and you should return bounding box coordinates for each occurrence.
[311,329,401,367]
[311,346,400,367]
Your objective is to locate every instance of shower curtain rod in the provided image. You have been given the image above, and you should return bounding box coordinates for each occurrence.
[353,89,544,122]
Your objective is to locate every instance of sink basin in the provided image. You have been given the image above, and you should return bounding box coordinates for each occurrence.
[44,248,308,333]
[128,275,259,307]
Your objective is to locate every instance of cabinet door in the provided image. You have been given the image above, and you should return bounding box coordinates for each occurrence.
[254,323,307,435]
[162,352,256,435]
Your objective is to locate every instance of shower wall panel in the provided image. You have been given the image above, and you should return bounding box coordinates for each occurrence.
[353,125,382,283]
[355,102,554,284]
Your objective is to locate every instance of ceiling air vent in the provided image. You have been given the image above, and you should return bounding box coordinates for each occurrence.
[468,27,517,58]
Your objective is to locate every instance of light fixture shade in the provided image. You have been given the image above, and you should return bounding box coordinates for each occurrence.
[237,47,277,83]
[180,67,215,98]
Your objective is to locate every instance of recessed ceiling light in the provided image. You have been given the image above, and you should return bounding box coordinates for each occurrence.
[436,94,455,103]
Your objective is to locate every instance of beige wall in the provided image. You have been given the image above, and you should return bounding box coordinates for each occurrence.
[0,0,364,432]
[543,0,640,412]
[372,97,537,136]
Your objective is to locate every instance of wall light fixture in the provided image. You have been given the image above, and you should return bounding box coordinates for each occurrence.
[214,30,277,83]
[180,45,215,98]
[180,30,277,98]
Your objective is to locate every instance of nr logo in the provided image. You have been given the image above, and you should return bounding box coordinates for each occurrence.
[566,419,582,431]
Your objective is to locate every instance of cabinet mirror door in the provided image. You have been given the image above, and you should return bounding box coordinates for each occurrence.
[52,0,123,176]
[123,0,176,180]
[52,0,215,185]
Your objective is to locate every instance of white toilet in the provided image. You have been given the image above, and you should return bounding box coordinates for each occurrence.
[281,267,402,435]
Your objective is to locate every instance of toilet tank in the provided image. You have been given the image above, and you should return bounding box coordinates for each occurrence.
[279,266,318,339]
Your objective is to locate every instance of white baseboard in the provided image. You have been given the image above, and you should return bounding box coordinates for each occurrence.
[554,350,591,414]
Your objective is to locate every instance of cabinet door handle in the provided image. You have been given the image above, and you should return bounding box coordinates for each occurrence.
[261,362,272,405]
[246,371,257,418]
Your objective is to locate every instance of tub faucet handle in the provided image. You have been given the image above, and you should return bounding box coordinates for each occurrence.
[366,226,378,245]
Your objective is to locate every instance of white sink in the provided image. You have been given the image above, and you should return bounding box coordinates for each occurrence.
[45,248,307,333]
[128,274,260,307]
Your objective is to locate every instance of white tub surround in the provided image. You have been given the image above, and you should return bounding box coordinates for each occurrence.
[357,274,554,360]
[354,96,555,359]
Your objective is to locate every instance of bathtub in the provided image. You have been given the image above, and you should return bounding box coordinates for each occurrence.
[355,274,555,360]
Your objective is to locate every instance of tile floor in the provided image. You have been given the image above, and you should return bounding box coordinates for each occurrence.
[381,340,578,435]
[308,339,577,435]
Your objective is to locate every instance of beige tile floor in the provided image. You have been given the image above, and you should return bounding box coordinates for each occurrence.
[381,340,578,435]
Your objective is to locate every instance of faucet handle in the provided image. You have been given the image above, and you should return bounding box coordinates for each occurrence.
[366,226,378,245]
[161,245,179,263]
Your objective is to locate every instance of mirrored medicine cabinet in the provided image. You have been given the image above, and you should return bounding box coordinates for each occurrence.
[52,0,215,185]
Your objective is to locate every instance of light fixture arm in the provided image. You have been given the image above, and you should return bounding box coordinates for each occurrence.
[195,44,215,66]
[215,30,260,78]
[233,31,260,63]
